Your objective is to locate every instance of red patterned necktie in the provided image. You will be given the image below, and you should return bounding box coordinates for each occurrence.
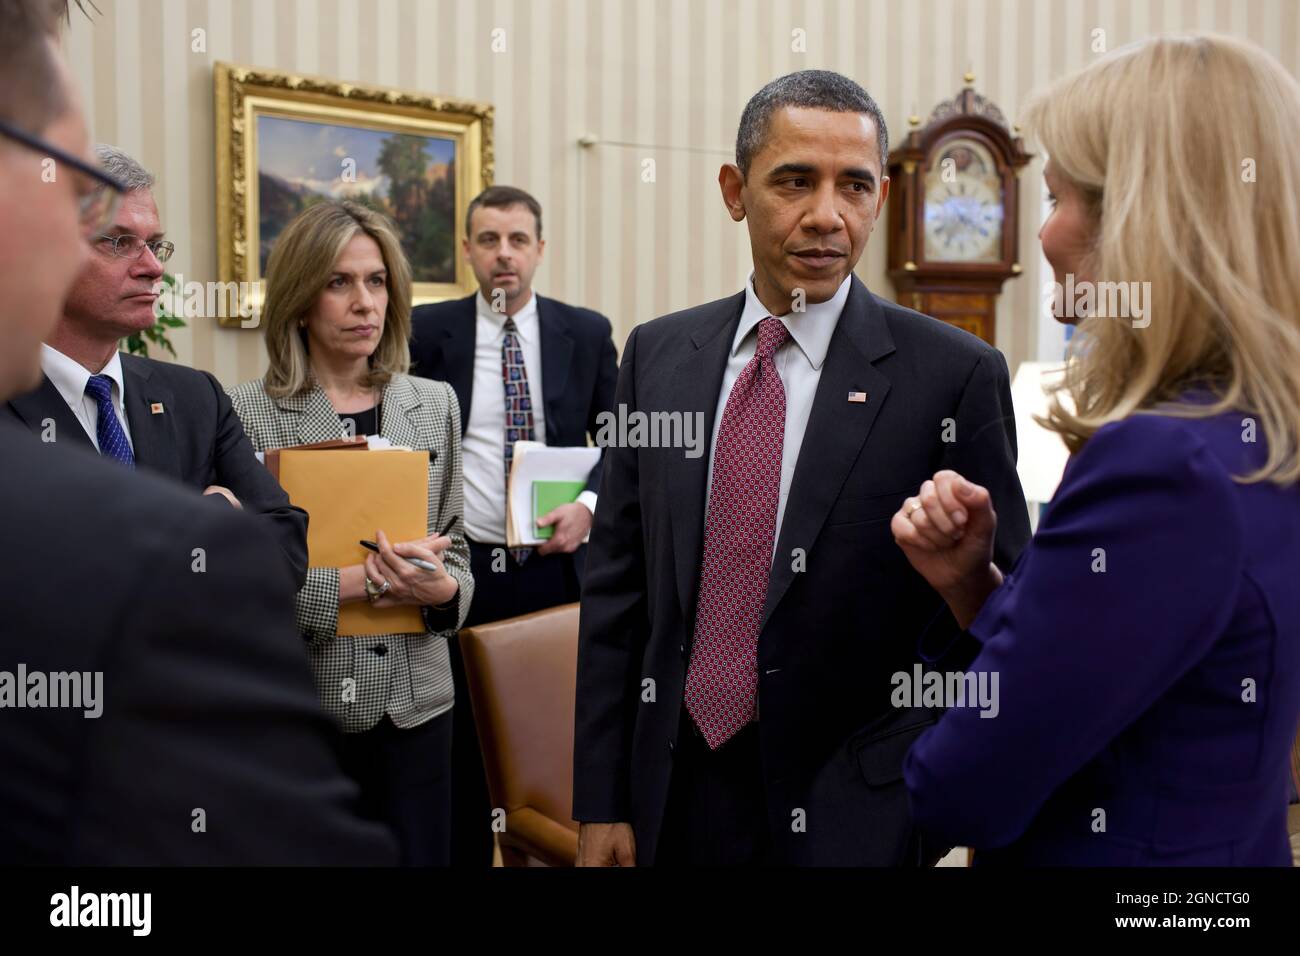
[685,316,789,750]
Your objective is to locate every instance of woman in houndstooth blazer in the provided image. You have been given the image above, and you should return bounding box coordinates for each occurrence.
[229,201,474,866]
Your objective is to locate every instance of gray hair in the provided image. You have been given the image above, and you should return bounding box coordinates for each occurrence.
[94,144,155,192]
[735,70,889,177]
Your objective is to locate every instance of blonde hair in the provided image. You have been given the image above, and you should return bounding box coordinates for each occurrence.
[1024,33,1300,484]
[262,200,412,398]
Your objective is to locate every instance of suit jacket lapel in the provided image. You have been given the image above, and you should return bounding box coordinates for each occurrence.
[268,386,348,446]
[537,295,574,446]
[441,296,477,435]
[669,291,745,623]
[382,376,423,450]
[6,376,92,451]
[121,355,180,479]
[761,277,896,629]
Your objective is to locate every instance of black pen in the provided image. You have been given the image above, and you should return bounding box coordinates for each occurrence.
[359,516,458,572]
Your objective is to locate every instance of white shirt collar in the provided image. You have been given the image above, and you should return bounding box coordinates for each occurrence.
[42,344,127,408]
[475,289,540,344]
[734,272,851,370]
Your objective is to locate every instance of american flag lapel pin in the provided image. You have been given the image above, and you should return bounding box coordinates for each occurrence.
[847,391,868,403]
[150,402,165,415]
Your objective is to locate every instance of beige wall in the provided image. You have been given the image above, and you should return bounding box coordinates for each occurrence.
[65,0,1299,387]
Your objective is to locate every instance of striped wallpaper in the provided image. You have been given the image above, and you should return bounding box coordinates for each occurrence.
[64,0,1300,387]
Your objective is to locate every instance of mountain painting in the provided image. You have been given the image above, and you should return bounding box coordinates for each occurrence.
[256,114,457,282]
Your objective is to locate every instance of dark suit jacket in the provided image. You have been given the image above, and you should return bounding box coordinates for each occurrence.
[0,420,396,864]
[2,352,308,587]
[573,276,1031,865]
[409,293,619,503]
[906,406,1300,865]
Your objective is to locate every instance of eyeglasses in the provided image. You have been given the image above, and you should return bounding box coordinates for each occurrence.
[94,234,176,263]
[0,117,127,237]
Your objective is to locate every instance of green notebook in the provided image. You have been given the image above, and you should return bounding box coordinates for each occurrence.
[532,480,587,539]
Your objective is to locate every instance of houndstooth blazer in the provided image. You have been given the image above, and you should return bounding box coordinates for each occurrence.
[227,374,474,733]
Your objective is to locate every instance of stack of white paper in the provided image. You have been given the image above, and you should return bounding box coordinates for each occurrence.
[506,441,601,547]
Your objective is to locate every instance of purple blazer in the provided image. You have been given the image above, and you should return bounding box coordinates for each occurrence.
[904,408,1300,865]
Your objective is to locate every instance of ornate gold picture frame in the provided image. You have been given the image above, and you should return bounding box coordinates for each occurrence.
[214,62,493,328]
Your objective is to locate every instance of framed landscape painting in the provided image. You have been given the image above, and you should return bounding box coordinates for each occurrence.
[215,63,493,327]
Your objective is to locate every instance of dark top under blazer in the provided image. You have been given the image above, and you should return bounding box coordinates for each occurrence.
[905,409,1300,866]
[0,420,395,864]
[573,276,1032,866]
[2,352,309,587]
[408,292,620,502]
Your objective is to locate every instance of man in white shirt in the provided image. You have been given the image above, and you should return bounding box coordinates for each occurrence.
[409,185,619,866]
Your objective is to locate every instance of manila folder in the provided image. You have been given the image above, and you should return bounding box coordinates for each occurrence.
[279,448,429,637]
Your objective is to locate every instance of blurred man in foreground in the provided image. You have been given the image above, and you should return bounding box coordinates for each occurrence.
[0,0,395,864]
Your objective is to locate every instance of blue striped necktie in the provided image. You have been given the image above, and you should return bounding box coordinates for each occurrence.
[502,317,535,563]
[84,374,135,467]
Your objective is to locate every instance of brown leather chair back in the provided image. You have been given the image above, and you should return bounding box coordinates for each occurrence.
[458,603,580,866]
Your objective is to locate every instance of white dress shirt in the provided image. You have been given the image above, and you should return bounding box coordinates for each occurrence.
[463,291,600,543]
[40,344,134,452]
[705,272,852,560]
[465,289,598,544]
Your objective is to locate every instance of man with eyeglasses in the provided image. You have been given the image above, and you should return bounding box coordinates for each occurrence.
[2,144,308,586]
[0,0,395,865]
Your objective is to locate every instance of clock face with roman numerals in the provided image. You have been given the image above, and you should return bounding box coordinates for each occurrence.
[922,137,1004,263]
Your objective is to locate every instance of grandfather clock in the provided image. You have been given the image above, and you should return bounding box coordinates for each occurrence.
[887,74,1032,345]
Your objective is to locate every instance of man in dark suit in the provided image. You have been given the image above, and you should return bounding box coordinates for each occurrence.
[410,185,619,865]
[0,423,400,864]
[1,144,307,586]
[573,70,1031,866]
[0,0,393,864]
